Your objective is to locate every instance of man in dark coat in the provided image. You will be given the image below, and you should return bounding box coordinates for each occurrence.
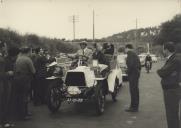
[0,42,15,127]
[157,42,181,128]
[92,43,108,65]
[34,48,48,105]
[125,44,141,112]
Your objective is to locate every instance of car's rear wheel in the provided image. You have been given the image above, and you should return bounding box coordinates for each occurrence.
[47,81,62,113]
[95,81,105,115]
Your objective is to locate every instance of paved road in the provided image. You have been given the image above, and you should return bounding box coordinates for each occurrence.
[17,61,167,128]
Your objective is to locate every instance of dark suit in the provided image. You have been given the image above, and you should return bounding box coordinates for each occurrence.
[0,55,13,124]
[92,51,108,65]
[0,55,6,124]
[157,53,181,128]
[126,51,141,109]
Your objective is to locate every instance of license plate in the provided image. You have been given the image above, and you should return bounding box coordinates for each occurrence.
[67,98,83,103]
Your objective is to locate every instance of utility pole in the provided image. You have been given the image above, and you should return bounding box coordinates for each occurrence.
[69,15,79,41]
[93,10,95,43]
[135,18,138,50]
[178,0,181,12]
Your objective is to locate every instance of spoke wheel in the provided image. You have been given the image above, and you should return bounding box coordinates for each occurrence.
[47,82,62,113]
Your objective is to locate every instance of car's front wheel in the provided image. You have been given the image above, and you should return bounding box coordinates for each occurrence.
[47,81,62,113]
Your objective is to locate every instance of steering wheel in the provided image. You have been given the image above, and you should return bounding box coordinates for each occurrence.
[78,55,89,61]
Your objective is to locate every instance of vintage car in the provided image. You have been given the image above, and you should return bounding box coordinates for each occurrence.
[46,55,123,115]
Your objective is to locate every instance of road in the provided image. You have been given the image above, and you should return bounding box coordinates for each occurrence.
[16,61,167,128]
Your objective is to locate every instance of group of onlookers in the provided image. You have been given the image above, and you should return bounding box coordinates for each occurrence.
[0,40,116,127]
[0,41,53,127]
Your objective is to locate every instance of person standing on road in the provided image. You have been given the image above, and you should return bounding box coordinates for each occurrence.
[14,47,35,120]
[0,42,16,127]
[125,44,141,112]
[3,47,19,127]
[157,42,181,128]
[33,48,48,105]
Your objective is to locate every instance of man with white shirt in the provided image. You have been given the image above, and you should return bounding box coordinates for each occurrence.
[68,41,92,66]
[157,42,181,128]
[76,41,92,60]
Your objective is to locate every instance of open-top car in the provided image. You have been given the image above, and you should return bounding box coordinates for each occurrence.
[46,54,123,115]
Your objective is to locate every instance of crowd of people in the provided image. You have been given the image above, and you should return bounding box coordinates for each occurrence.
[0,42,55,127]
[0,40,116,128]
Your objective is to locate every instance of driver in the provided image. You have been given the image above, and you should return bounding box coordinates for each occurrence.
[67,41,93,66]
[145,53,152,69]
[76,41,93,61]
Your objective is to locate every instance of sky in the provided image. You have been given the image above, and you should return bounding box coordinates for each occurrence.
[0,0,180,39]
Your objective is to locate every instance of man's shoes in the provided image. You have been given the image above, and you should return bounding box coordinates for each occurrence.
[125,107,138,112]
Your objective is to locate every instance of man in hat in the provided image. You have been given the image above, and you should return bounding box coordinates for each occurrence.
[76,41,92,60]
[68,41,93,65]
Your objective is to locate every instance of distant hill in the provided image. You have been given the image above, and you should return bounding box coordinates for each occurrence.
[102,27,160,44]
[101,27,161,54]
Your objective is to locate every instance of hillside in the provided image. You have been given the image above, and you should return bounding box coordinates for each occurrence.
[103,27,159,44]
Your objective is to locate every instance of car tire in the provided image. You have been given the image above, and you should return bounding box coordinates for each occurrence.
[47,80,62,113]
[95,81,105,115]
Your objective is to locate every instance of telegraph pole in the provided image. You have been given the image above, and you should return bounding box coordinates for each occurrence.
[73,15,75,40]
[135,18,138,50]
[93,10,95,43]
[69,15,79,40]
[179,0,181,13]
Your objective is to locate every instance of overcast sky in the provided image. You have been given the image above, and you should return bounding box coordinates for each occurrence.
[0,0,180,39]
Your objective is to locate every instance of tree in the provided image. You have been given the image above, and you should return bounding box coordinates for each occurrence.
[25,34,41,48]
[157,14,181,44]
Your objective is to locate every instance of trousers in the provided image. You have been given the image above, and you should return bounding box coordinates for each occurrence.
[163,87,181,128]
[128,73,140,109]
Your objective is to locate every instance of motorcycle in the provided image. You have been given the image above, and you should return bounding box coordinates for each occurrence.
[145,61,151,73]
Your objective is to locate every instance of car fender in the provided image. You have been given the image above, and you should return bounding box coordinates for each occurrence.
[107,68,123,92]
